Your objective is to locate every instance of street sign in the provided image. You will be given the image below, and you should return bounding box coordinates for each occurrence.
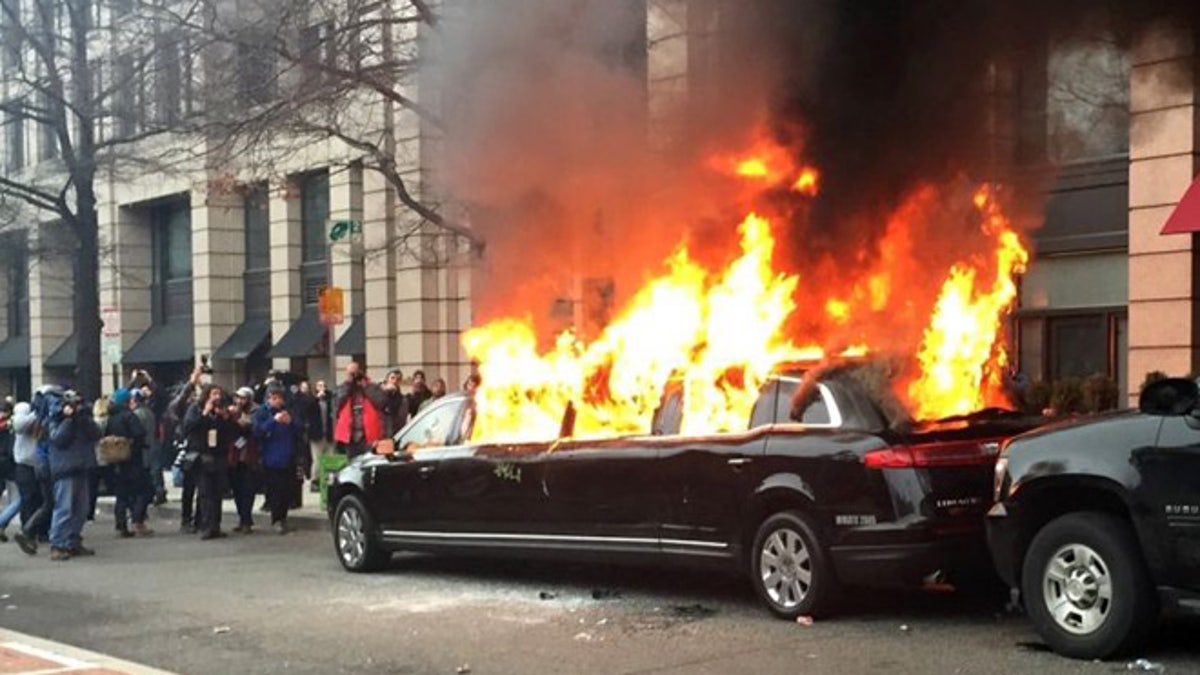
[318,286,345,327]
[329,219,362,242]
[101,305,122,363]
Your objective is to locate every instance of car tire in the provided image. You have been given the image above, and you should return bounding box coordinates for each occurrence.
[1020,512,1157,660]
[750,510,838,619]
[333,494,389,573]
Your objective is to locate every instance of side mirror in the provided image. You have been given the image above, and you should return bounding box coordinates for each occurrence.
[1138,378,1200,416]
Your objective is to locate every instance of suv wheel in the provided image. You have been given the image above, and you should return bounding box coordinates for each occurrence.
[1021,512,1157,659]
[750,510,838,619]
[334,494,389,572]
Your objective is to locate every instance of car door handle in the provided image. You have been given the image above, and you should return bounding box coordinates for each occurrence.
[727,457,753,468]
[418,465,436,478]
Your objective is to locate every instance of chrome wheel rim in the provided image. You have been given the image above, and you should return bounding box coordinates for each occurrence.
[1042,543,1112,635]
[337,506,366,567]
[760,527,812,609]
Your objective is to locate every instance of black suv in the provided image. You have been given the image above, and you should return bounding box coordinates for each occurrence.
[987,377,1200,660]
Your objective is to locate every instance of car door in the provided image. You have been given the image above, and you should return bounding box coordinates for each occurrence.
[537,438,664,553]
[373,397,466,533]
[1132,416,1200,589]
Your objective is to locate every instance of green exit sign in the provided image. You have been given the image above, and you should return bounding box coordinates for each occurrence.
[329,219,362,242]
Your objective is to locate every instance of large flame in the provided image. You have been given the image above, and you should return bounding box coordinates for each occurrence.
[464,139,1030,443]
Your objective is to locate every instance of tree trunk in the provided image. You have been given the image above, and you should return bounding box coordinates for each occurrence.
[72,207,102,398]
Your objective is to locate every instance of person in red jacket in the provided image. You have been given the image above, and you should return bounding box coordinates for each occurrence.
[333,363,385,458]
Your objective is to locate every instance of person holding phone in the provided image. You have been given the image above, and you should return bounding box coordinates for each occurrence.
[253,385,303,534]
[182,384,234,540]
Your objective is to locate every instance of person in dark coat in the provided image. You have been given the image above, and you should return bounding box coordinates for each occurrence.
[182,384,235,540]
[227,387,259,534]
[105,388,154,537]
[46,390,100,560]
[408,370,432,419]
[253,385,303,534]
[168,369,203,532]
[378,369,408,438]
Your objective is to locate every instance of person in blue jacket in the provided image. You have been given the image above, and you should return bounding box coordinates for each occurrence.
[253,385,303,534]
[46,390,100,561]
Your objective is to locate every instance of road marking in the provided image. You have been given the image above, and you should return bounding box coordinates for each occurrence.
[0,629,175,675]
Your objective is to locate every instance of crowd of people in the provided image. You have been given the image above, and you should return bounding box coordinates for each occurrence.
[0,362,459,561]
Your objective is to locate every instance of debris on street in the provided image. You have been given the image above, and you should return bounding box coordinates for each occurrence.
[213,626,232,635]
[796,615,814,626]
[671,604,716,617]
[1126,659,1165,673]
[899,624,911,632]
[538,591,558,600]
[591,589,621,600]
[456,664,472,674]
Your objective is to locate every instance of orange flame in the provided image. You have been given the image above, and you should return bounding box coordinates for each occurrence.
[905,185,1029,418]
[464,142,1030,441]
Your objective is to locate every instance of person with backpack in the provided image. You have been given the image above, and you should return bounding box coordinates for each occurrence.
[104,388,153,538]
[46,390,100,561]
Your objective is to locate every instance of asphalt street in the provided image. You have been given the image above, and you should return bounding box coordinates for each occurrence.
[0,509,1197,675]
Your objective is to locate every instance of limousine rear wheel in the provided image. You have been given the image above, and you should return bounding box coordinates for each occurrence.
[334,495,388,572]
[751,510,837,619]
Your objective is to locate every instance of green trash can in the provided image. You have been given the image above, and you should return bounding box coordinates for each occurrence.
[319,453,350,512]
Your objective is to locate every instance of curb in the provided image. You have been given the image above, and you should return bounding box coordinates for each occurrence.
[95,496,330,532]
[0,627,177,675]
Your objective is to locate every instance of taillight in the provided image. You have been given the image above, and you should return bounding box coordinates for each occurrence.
[864,440,1002,469]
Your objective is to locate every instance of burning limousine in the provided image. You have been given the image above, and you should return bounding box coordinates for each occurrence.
[327,363,1044,619]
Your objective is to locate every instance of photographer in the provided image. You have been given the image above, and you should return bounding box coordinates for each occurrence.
[253,385,303,534]
[227,387,259,534]
[168,367,203,532]
[46,390,101,561]
[105,389,153,538]
[332,363,385,458]
[182,384,235,540]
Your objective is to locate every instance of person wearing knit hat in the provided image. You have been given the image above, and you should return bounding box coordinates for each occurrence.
[228,387,259,533]
[105,388,154,538]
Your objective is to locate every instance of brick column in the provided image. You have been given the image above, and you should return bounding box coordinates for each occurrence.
[363,168,397,371]
[28,222,74,387]
[1127,20,1200,401]
[329,163,363,376]
[192,183,245,387]
[269,178,302,373]
[99,199,153,394]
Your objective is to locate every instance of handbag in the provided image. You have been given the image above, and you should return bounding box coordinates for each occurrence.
[97,435,132,465]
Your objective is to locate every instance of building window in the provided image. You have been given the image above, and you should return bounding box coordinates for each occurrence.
[237,37,276,106]
[4,103,24,172]
[1017,14,1129,165]
[115,53,139,137]
[1018,309,1128,399]
[91,58,107,143]
[244,183,271,317]
[350,2,384,69]
[154,33,183,125]
[299,171,329,306]
[153,200,193,323]
[300,172,329,263]
[6,247,27,338]
[300,21,334,82]
[37,91,58,161]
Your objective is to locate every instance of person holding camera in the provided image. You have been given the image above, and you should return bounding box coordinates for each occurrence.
[228,387,259,534]
[333,363,385,459]
[46,391,101,561]
[105,389,153,538]
[182,384,235,540]
[253,385,303,534]
[168,367,204,532]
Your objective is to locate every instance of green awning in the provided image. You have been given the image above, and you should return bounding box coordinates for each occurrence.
[270,307,326,358]
[124,321,195,365]
[335,314,364,355]
[0,334,29,368]
[44,334,76,369]
[213,317,271,361]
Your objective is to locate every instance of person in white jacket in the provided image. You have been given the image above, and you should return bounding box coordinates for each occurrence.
[5,402,40,543]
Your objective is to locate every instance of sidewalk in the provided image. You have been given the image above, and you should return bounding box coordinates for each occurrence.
[96,475,330,532]
[0,628,175,675]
